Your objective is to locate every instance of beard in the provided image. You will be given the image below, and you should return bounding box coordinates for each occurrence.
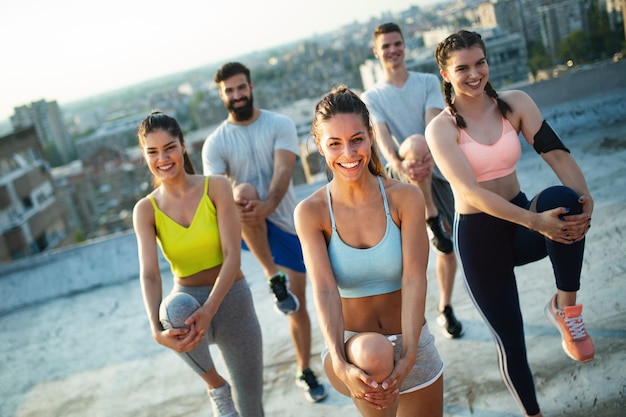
[227,94,254,122]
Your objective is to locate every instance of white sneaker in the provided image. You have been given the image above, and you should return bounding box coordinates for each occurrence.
[208,382,240,417]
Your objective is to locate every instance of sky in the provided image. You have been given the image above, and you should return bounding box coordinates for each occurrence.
[0,0,438,122]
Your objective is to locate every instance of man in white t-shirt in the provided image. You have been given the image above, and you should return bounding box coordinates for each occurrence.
[361,23,464,338]
[202,62,327,403]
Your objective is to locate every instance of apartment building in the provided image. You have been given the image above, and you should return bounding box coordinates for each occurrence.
[0,127,72,263]
[11,100,76,166]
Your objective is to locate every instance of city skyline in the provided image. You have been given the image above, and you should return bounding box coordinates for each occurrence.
[1,0,439,122]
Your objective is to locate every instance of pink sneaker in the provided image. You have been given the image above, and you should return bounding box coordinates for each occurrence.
[544,295,594,362]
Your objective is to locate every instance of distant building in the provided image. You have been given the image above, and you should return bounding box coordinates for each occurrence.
[606,0,624,31]
[518,0,545,43]
[479,0,526,37]
[359,60,385,93]
[483,29,529,86]
[10,100,76,166]
[538,0,590,62]
[0,127,73,263]
[51,144,150,240]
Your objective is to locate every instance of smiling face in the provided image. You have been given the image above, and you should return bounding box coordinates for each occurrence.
[318,113,373,180]
[440,45,489,99]
[141,129,186,182]
[218,73,254,122]
[373,30,405,70]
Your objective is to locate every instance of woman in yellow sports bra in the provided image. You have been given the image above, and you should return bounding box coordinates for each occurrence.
[133,112,263,417]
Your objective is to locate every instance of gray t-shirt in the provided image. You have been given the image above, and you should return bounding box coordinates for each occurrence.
[201,110,299,233]
[361,71,446,179]
[361,71,444,142]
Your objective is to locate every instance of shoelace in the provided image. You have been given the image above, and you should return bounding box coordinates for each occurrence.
[564,315,587,339]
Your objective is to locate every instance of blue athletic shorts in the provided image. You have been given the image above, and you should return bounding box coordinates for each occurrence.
[242,220,306,273]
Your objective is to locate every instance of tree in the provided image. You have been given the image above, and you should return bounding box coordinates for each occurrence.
[557,31,591,63]
[588,0,624,58]
[527,41,553,75]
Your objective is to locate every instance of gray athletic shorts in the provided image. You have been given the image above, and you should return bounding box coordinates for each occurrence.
[321,321,444,393]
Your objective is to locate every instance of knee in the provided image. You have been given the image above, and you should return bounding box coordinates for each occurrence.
[232,182,259,202]
[399,134,429,160]
[346,332,395,382]
[536,185,581,215]
[159,292,201,329]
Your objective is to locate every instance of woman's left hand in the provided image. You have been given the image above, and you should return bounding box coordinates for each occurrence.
[362,379,400,410]
[178,307,212,352]
[363,357,411,409]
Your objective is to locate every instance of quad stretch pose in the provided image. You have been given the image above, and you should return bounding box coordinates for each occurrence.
[425,30,594,417]
[134,112,263,417]
[295,86,444,417]
[202,62,327,402]
[361,22,463,338]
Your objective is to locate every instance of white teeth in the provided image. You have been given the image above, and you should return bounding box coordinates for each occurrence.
[468,80,481,87]
[341,161,359,168]
[159,163,173,171]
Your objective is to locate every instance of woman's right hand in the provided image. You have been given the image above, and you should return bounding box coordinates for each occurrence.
[534,207,583,244]
[339,363,399,410]
[156,325,205,353]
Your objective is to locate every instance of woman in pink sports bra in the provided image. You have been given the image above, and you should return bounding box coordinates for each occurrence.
[426,31,594,417]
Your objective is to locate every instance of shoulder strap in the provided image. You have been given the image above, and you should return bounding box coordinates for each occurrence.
[325,184,337,231]
[147,194,158,212]
[377,177,390,215]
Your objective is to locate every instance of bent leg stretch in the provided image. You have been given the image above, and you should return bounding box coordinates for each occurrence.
[162,286,215,375]
[534,186,584,291]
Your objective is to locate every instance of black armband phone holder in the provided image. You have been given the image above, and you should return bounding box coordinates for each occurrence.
[533,120,570,154]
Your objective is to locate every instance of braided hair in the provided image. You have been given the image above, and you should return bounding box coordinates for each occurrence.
[434,30,512,128]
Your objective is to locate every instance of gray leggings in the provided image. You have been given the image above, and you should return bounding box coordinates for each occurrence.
[163,278,264,417]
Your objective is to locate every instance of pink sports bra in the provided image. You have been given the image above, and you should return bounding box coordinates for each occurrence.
[454,112,521,182]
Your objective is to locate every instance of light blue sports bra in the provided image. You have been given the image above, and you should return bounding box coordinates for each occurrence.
[326,177,403,298]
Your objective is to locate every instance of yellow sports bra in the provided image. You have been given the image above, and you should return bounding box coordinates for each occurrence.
[148,177,223,278]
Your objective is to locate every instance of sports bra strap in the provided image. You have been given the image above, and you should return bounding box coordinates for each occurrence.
[326,176,388,231]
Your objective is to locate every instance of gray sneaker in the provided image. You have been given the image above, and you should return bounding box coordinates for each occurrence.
[269,272,300,315]
[296,368,328,403]
[208,382,239,417]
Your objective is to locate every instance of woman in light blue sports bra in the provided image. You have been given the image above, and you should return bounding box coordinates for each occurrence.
[295,86,443,416]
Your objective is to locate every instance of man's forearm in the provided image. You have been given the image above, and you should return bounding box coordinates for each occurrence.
[263,166,292,215]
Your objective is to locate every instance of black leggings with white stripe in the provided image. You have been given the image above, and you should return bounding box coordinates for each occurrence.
[455,186,585,415]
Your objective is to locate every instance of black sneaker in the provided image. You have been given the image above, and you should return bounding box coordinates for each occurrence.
[426,215,454,254]
[268,272,299,315]
[437,305,464,338]
[296,368,328,403]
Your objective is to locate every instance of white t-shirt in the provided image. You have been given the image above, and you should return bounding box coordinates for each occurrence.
[361,71,446,179]
[201,110,299,233]
[361,71,444,143]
